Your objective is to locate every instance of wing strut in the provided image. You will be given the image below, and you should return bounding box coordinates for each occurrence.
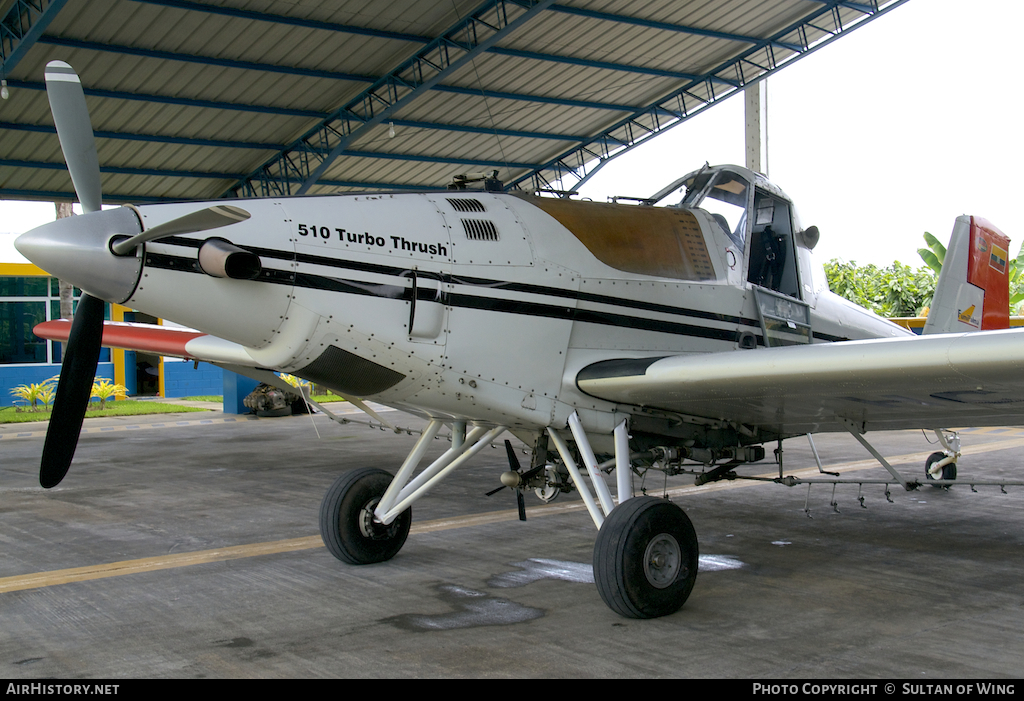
[839,418,915,491]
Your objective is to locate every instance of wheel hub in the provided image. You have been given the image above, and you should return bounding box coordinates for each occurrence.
[358,498,398,540]
[643,533,683,589]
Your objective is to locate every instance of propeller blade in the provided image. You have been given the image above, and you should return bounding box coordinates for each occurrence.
[504,440,528,520]
[40,294,105,488]
[45,61,101,214]
[519,463,546,482]
[504,439,522,472]
[110,205,251,256]
[485,485,507,497]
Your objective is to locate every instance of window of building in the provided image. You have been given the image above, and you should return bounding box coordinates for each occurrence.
[0,275,110,365]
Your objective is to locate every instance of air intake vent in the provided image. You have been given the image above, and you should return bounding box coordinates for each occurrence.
[448,198,486,213]
[462,219,499,241]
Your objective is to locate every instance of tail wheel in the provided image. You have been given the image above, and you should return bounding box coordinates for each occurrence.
[593,496,698,619]
[925,451,957,487]
[319,467,411,564]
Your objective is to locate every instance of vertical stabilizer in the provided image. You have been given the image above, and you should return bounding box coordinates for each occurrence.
[923,216,1010,334]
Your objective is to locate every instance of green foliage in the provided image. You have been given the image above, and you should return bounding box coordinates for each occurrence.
[90,378,127,410]
[10,376,128,412]
[9,379,57,411]
[916,232,946,274]
[824,259,936,318]
[1009,245,1024,311]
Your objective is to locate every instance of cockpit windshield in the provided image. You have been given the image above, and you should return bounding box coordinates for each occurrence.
[680,171,750,248]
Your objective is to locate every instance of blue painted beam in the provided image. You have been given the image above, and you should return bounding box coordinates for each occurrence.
[342,150,539,170]
[131,0,431,44]
[1,157,243,180]
[7,79,329,118]
[0,187,184,203]
[1,118,579,150]
[0,120,285,150]
[543,3,804,53]
[0,0,71,75]
[390,119,584,142]
[0,179,439,204]
[488,46,738,86]
[37,36,377,83]
[432,84,635,111]
[803,0,877,15]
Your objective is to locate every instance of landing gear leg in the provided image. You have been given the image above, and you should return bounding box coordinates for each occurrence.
[320,468,411,564]
[925,429,959,488]
[593,496,699,619]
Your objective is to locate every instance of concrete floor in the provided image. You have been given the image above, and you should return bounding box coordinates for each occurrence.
[1,407,1022,679]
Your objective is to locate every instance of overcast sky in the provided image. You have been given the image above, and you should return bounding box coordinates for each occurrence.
[2,0,1019,269]
[577,0,1024,267]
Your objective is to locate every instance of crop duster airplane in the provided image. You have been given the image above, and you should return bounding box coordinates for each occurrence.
[16,61,1024,619]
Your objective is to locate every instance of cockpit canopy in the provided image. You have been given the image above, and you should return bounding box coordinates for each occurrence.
[652,164,814,299]
[678,168,751,249]
[648,164,802,250]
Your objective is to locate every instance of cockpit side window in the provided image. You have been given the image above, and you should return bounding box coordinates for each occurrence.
[681,172,749,249]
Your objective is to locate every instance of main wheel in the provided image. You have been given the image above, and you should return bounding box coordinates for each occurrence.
[924,451,957,487]
[593,496,699,619]
[320,467,411,564]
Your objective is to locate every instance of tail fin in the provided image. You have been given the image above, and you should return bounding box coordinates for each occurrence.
[923,216,1010,334]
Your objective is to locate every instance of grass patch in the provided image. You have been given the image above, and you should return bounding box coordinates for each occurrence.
[0,401,208,424]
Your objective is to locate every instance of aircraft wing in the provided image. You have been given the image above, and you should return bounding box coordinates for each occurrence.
[576,329,1024,435]
[34,319,265,368]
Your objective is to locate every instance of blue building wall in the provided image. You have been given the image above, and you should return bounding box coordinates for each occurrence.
[162,360,224,397]
[1,360,224,406]
[1,362,115,407]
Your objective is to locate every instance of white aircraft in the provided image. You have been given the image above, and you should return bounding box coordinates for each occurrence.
[17,61,1024,619]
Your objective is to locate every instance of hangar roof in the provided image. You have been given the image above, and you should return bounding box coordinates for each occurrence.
[0,0,907,204]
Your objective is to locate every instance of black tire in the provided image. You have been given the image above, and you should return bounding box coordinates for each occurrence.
[319,467,411,564]
[924,451,957,487]
[593,496,699,619]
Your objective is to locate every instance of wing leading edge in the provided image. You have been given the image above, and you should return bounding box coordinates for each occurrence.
[34,319,264,368]
[577,329,1024,435]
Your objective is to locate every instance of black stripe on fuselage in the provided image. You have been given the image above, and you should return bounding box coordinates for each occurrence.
[149,241,847,343]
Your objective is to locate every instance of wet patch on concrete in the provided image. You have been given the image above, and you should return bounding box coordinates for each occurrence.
[698,554,745,572]
[383,584,544,631]
[489,558,594,587]
[211,636,278,661]
[489,555,744,588]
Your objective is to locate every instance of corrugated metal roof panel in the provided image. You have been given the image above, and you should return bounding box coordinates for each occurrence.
[0,0,908,202]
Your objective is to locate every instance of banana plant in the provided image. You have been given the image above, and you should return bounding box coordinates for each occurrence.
[1010,246,1024,312]
[917,232,945,274]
